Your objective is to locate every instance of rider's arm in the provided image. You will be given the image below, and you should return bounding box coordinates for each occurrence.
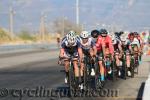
[91,39,97,56]
[108,37,114,56]
[59,42,65,58]
[59,48,64,58]
[93,46,97,56]
[78,47,83,60]
[118,41,123,54]
[77,41,83,61]
[139,37,144,51]
[129,44,133,54]
[96,36,102,51]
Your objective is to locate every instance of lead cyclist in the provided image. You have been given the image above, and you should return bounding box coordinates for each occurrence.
[59,31,83,87]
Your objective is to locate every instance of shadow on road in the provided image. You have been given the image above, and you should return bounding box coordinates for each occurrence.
[136,82,145,100]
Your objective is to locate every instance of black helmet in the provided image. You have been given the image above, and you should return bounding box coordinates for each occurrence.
[119,31,124,35]
[91,30,100,38]
[129,32,134,37]
[100,29,108,34]
[133,32,139,35]
[114,32,119,35]
[115,32,122,38]
[100,29,108,37]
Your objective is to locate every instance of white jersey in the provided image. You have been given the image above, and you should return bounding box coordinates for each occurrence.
[79,37,95,50]
[130,38,140,48]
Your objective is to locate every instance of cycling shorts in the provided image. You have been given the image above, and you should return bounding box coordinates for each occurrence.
[63,51,78,59]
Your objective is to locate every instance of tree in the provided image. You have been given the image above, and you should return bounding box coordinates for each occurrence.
[52,18,82,36]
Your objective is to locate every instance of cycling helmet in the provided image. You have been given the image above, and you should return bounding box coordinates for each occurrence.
[91,30,99,38]
[111,35,116,41]
[100,29,108,37]
[119,31,124,35]
[120,36,126,42]
[80,31,89,39]
[67,35,76,45]
[129,32,134,36]
[66,30,76,40]
[134,32,139,35]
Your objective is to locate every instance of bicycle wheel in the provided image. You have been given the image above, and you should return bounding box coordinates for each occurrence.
[123,55,127,80]
[83,57,88,90]
[131,57,135,78]
[69,63,75,95]
[94,59,102,90]
[112,60,117,81]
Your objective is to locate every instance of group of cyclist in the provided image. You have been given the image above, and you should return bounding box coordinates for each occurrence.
[59,29,143,90]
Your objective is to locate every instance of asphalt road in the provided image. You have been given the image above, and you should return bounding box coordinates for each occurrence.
[0,49,149,100]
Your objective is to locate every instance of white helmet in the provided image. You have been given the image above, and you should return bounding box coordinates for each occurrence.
[120,36,126,42]
[67,35,76,45]
[111,35,115,41]
[66,30,76,40]
[80,31,89,39]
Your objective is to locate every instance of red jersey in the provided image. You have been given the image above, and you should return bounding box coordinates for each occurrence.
[96,35,114,55]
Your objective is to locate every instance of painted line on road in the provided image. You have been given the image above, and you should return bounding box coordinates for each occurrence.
[143,72,150,100]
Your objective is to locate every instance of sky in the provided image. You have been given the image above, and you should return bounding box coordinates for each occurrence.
[0,0,150,33]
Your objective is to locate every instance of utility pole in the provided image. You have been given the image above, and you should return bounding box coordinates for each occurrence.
[76,0,79,26]
[40,13,46,41]
[62,15,65,36]
[9,7,14,38]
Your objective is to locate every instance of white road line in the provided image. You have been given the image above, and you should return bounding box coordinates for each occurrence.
[143,67,150,100]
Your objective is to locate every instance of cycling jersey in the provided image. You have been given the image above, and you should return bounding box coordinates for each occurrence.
[113,37,122,51]
[96,35,114,55]
[135,35,143,47]
[79,37,95,50]
[130,38,140,48]
[61,38,81,55]
[121,39,130,51]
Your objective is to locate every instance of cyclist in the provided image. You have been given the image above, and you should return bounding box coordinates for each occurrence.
[79,31,97,77]
[56,33,61,47]
[120,35,132,76]
[59,31,83,87]
[96,29,114,81]
[133,32,143,63]
[129,32,141,54]
[91,29,100,43]
[129,32,141,66]
[133,32,143,51]
[124,32,140,76]
[112,32,123,76]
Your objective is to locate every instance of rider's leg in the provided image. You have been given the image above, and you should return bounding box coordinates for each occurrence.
[80,57,84,84]
[73,59,80,85]
[126,54,131,76]
[115,54,121,76]
[90,49,95,76]
[115,54,120,67]
[64,59,69,83]
[98,61,105,81]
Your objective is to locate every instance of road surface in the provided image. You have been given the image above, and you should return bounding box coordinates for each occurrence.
[0,49,149,100]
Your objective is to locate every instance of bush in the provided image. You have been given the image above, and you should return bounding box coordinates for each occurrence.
[18,31,36,41]
[0,28,11,43]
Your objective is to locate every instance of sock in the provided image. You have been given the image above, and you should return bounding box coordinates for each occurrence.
[127,67,131,71]
[66,72,69,78]
[101,75,104,81]
[81,76,84,84]
[75,77,79,85]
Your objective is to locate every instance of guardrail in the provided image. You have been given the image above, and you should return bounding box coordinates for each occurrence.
[0,43,58,52]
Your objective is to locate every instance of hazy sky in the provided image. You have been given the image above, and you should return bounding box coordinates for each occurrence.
[0,0,150,32]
